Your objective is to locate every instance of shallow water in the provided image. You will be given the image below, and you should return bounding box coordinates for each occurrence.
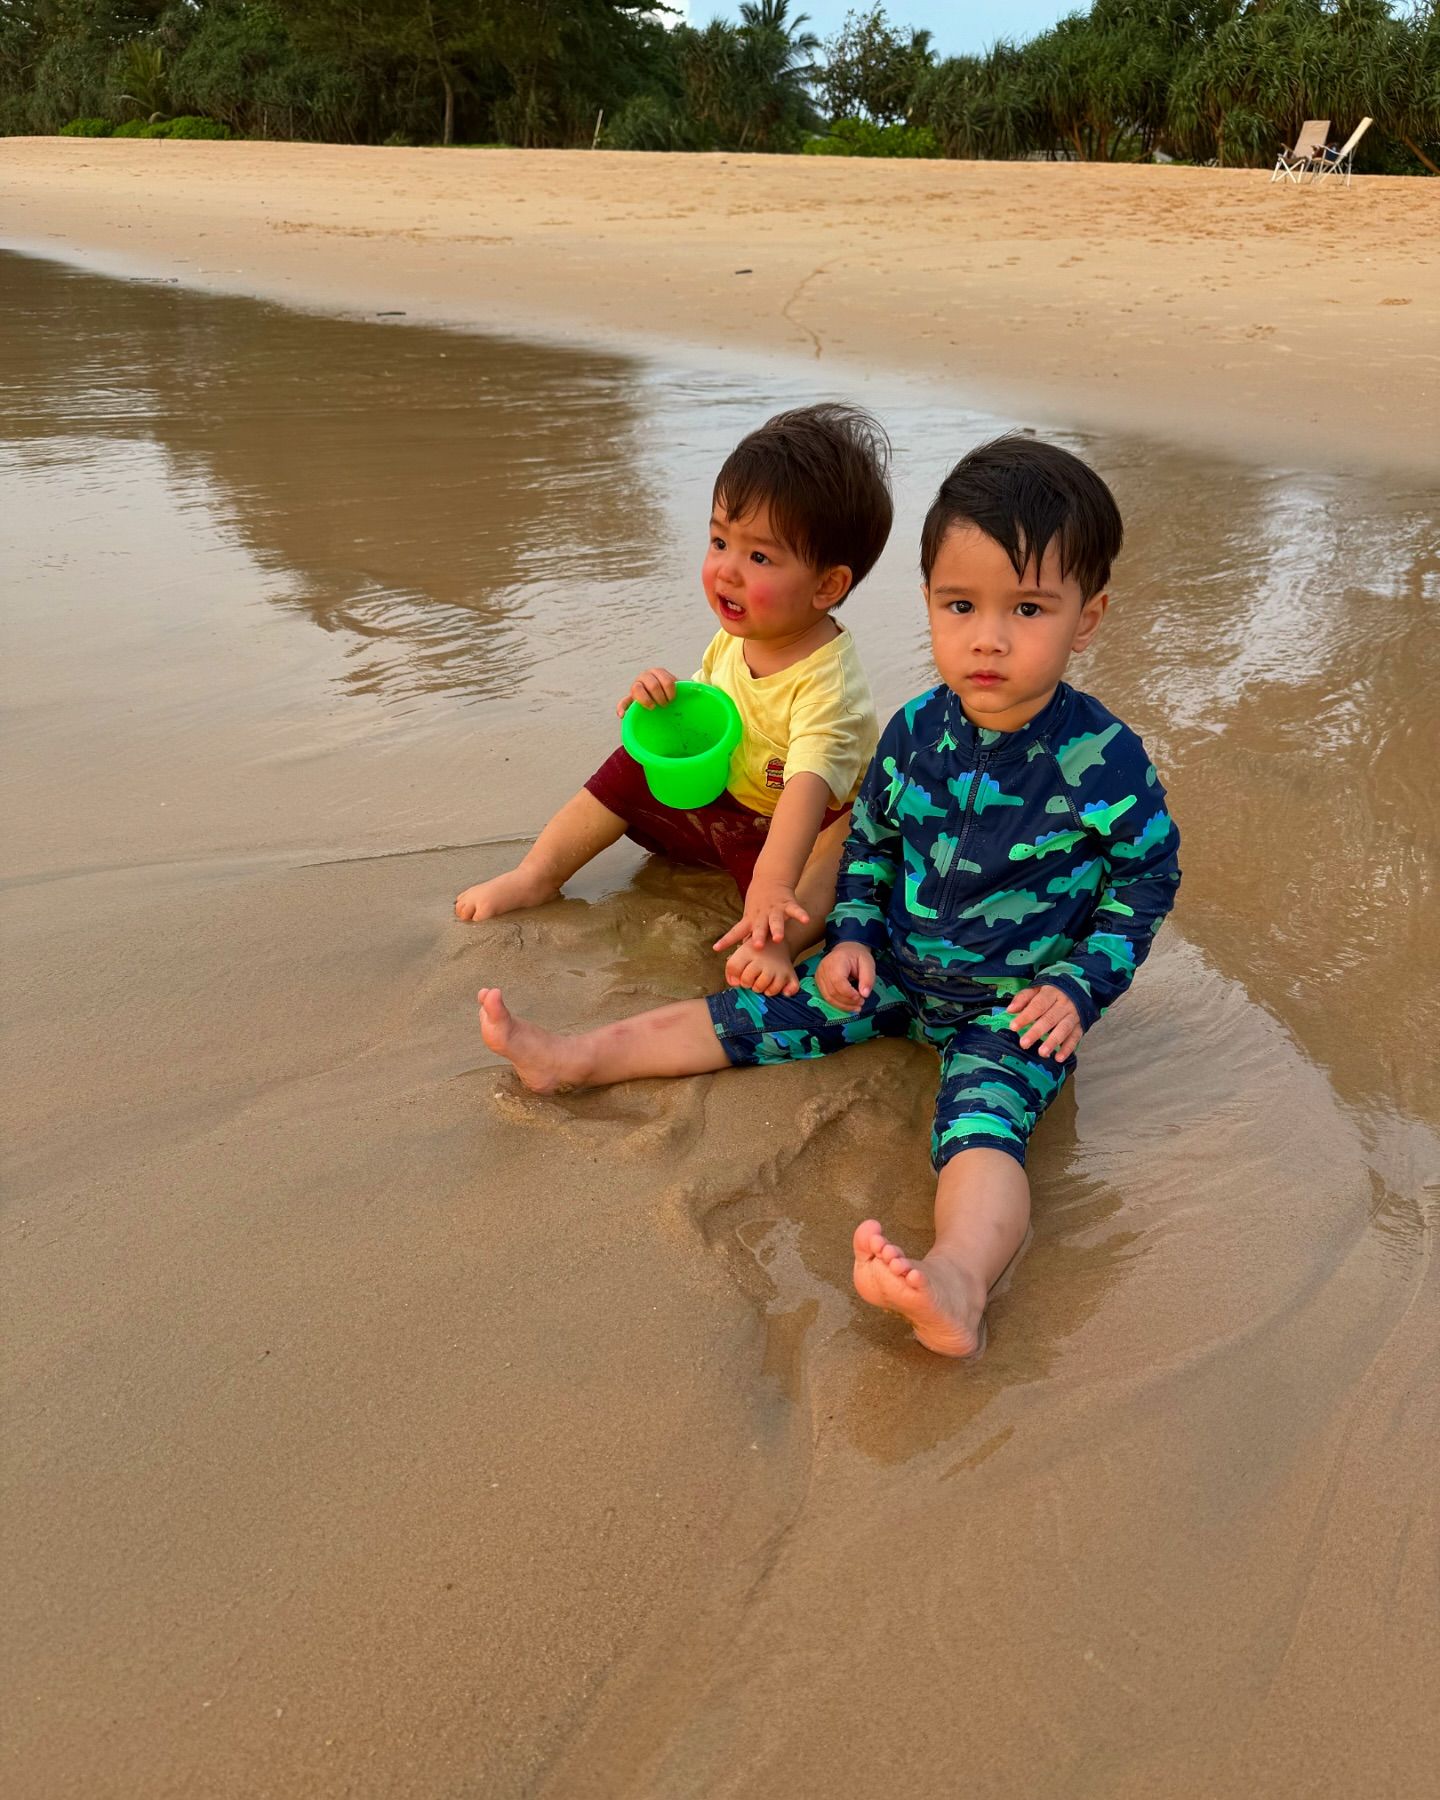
[3,249,1437,1799]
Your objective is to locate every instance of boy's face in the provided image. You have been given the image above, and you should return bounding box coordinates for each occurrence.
[704,497,850,643]
[924,524,1107,733]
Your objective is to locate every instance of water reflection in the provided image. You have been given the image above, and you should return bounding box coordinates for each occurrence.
[4,246,1437,1132]
[2,251,667,706]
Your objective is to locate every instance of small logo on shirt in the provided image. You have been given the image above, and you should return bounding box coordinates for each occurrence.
[764,756,786,792]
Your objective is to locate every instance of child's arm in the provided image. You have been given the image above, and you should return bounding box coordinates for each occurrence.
[713,772,832,952]
[715,673,887,955]
[825,722,904,955]
[807,736,906,1008]
[1008,778,1181,1058]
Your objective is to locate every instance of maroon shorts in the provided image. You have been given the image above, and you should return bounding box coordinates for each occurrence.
[585,747,841,895]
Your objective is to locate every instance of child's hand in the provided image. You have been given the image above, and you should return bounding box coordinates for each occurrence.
[713,880,810,953]
[1006,985,1084,1060]
[616,667,679,717]
[816,943,876,1013]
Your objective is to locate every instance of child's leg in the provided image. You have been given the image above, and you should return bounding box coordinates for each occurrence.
[851,1020,1067,1357]
[725,812,850,996]
[479,945,910,1095]
[852,1150,1029,1359]
[477,988,729,1094]
[456,790,626,921]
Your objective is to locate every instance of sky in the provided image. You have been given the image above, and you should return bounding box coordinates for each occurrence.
[694,2,1082,57]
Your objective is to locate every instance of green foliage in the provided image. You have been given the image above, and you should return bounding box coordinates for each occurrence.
[912,45,1040,161]
[111,116,151,135]
[164,2,356,143]
[804,116,938,156]
[1,0,168,133]
[606,93,697,153]
[2,0,1436,172]
[164,113,230,138]
[673,3,821,152]
[60,116,115,135]
[911,1,1438,172]
[114,38,168,119]
[819,5,934,124]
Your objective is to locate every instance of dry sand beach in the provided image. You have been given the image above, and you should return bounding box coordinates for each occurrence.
[4,140,1439,472]
[2,146,1439,1800]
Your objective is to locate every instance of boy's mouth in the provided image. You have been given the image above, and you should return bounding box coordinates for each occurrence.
[716,594,746,622]
[967,670,1006,686]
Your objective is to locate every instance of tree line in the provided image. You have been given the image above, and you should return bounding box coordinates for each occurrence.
[2,1,1435,173]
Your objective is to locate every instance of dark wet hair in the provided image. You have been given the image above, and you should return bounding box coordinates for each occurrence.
[713,402,893,601]
[920,435,1123,600]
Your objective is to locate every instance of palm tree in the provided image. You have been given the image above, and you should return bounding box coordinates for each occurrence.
[740,0,821,67]
[115,40,170,123]
[732,0,822,149]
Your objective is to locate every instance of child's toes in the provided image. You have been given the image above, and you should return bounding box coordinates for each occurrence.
[854,1220,884,1259]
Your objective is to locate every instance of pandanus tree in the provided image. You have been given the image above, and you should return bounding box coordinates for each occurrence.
[1385,1,1440,171]
[1024,13,1171,161]
[910,42,1041,159]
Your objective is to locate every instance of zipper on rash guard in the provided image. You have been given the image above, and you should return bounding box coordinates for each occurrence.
[936,744,989,922]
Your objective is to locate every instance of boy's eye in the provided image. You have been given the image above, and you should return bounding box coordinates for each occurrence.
[749,551,770,565]
[947,600,972,614]
[711,537,726,551]
[1016,601,1042,618]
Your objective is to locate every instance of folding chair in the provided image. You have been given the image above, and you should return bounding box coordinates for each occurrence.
[1272,120,1330,183]
[1311,118,1373,187]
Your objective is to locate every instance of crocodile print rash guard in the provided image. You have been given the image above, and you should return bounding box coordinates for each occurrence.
[826,682,1181,1033]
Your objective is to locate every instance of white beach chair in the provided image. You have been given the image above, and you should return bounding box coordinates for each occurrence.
[1310,118,1373,187]
[1271,120,1330,183]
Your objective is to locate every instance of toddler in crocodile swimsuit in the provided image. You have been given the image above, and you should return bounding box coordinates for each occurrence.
[476,436,1181,1358]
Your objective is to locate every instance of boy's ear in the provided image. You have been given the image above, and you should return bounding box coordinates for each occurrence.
[815,564,853,611]
[1071,590,1108,652]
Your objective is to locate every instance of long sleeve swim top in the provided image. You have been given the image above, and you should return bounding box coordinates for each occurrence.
[826,681,1181,1031]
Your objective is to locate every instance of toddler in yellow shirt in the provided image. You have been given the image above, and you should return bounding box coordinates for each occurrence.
[455,403,892,996]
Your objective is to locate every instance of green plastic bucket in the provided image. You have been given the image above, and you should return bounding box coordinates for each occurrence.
[621,680,743,810]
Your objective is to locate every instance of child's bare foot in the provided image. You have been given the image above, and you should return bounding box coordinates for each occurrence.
[851,1220,987,1358]
[725,938,801,997]
[455,868,559,922]
[477,989,587,1094]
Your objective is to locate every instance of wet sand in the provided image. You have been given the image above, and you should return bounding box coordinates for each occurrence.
[3,251,1439,1798]
[3,140,1438,477]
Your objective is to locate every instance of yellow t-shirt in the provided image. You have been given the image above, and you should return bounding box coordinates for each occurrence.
[695,626,878,818]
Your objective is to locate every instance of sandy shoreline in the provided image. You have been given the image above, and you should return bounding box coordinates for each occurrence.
[4,139,1438,476]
